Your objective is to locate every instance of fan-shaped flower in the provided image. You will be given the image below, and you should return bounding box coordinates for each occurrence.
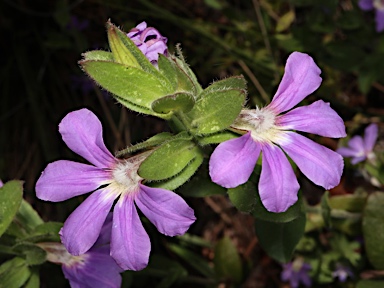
[359,0,384,32]
[209,52,346,213]
[281,260,311,288]
[337,123,378,164]
[127,21,168,65]
[36,108,195,271]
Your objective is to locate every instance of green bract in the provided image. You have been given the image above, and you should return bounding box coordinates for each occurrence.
[0,181,23,237]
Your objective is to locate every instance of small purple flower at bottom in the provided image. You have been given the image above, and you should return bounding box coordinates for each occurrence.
[127,21,168,65]
[281,260,311,288]
[38,215,121,288]
[209,52,346,213]
[332,263,353,282]
[36,108,196,271]
[359,0,384,32]
[337,123,378,164]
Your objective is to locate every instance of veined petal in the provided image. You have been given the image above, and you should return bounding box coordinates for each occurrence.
[277,100,346,138]
[59,109,115,168]
[36,160,111,202]
[364,123,378,152]
[111,194,151,271]
[62,246,122,288]
[94,213,113,246]
[209,132,261,188]
[359,0,374,10]
[135,184,195,236]
[259,144,300,213]
[375,9,384,32]
[267,52,322,114]
[276,132,343,190]
[61,190,116,255]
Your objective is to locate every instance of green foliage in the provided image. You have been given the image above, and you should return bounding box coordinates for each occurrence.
[363,192,384,270]
[0,181,23,237]
[255,212,306,263]
[214,237,243,283]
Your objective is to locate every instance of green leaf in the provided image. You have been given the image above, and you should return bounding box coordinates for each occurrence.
[363,192,384,269]
[328,194,366,212]
[26,222,62,243]
[0,257,30,288]
[188,89,245,135]
[151,92,195,114]
[329,234,361,266]
[116,132,174,156]
[357,280,384,288]
[16,200,43,232]
[321,192,331,228]
[173,52,203,94]
[214,237,243,283]
[13,243,46,265]
[204,76,247,94]
[149,149,204,191]
[107,21,141,68]
[24,268,39,288]
[168,244,215,278]
[81,60,172,114]
[138,139,198,181]
[158,54,178,91]
[81,50,114,61]
[276,10,295,32]
[255,212,306,263]
[197,130,238,145]
[0,180,23,237]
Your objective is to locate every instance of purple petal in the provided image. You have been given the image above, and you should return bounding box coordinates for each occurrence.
[62,246,122,288]
[277,100,346,138]
[209,132,261,188]
[36,160,110,202]
[267,52,322,114]
[145,40,168,62]
[276,132,343,190]
[111,194,151,271]
[94,213,113,246]
[359,0,374,10]
[336,146,360,158]
[59,109,115,168]
[259,144,300,213]
[364,123,378,152]
[375,9,384,32]
[61,190,116,255]
[135,184,196,236]
[347,136,365,153]
[351,155,367,165]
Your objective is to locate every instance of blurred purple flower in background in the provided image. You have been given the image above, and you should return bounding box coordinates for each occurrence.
[332,263,354,282]
[359,0,384,32]
[38,215,122,288]
[209,52,346,213]
[66,16,89,31]
[281,260,312,288]
[36,108,195,271]
[127,21,168,65]
[337,123,378,164]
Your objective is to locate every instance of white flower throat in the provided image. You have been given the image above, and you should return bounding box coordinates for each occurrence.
[109,152,150,195]
[231,108,282,143]
[374,0,384,10]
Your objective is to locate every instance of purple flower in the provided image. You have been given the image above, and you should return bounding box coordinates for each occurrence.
[332,264,353,282]
[209,52,346,213]
[38,216,122,288]
[337,123,378,164]
[127,21,168,65]
[359,0,384,32]
[281,260,311,288]
[36,108,196,270]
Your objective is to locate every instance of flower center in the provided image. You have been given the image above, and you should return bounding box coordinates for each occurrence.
[231,108,281,143]
[109,152,151,196]
[374,0,384,10]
